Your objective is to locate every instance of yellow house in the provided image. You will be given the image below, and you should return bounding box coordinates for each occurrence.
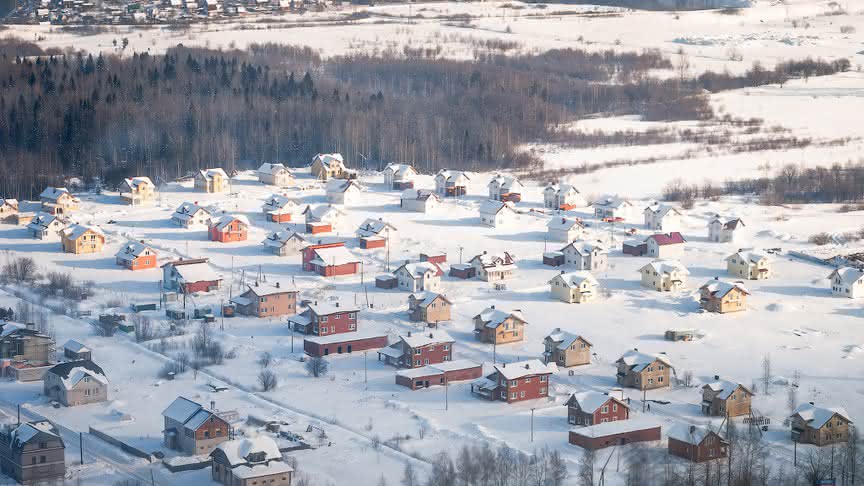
[725,250,772,280]
[194,169,230,193]
[119,177,156,205]
[40,187,79,215]
[61,224,105,254]
[548,271,599,303]
[310,153,348,181]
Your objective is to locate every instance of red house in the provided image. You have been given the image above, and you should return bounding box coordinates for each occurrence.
[162,259,222,294]
[567,391,630,426]
[420,252,447,265]
[303,332,388,357]
[115,241,158,271]
[395,360,483,390]
[302,242,360,277]
[569,420,661,450]
[377,330,454,368]
[668,424,728,463]
[471,360,552,404]
[208,216,248,243]
[288,301,360,336]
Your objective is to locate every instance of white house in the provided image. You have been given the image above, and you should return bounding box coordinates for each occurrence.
[708,216,745,243]
[468,251,517,281]
[172,202,211,229]
[548,271,599,304]
[262,230,307,256]
[325,179,362,205]
[261,194,298,223]
[487,175,524,201]
[357,218,398,242]
[643,203,682,232]
[479,200,518,227]
[257,163,294,187]
[26,212,66,240]
[383,164,418,190]
[828,267,864,299]
[302,205,345,227]
[593,196,633,221]
[560,240,608,272]
[543,183,587,209]
[638,260,689,292]
[394,262,442,293]
[645,232,686,259]
[547,217,584,243]
[434,170,471,197]
[400,189,440,213]
[726,250,772,280]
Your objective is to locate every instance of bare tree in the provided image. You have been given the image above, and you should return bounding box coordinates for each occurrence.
[761,354,772,396]
[133,314,154,342]
[682,370,694,387]
[401,462,419,486]
[257,351,273,369]
[258,369,278,391]
[578,449,595,486]
[787,385,798,414]
[305,357,329,378]
[91,319,117,337]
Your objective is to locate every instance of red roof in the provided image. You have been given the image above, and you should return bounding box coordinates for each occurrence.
[650,232,686,246]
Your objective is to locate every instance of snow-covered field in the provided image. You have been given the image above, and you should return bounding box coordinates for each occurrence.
[0,166,863,485]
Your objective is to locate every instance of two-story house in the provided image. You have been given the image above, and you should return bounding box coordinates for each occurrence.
[0,198,19,222]
[400,189,440,213]
[325,179,362,205]
[0,420,65,485]
[161,258,222,294]
[0,322,55,381]
[615,349,673,390]
[643,203,681,232]
[726,250,772,280]
[231,282,298,318]
[115,241,158,271]
[289,301,360,336]
[645,232,686,259]
[208,215,248,243]
[256,163,294,187]
[384,164,418,190]
[394,262,443,293]
[828,267,864,299]
[543,183,586,210]
[473,306,526,345]
[543,328,592,367]
[378,330,454,368]
[701,379,753,417]
[567,391,629,426]
[162,397,231,455]
[478,200,518,228]
[487,175,524,202]
[311,153,348,181]
[707,216,745,243]
[39,187,79,215]
[26,213,66,241]
[789,403,853,446]
[468,251,517,282]
[593,196,633,221]
[43,360,109,407]
[172,202,212,229]
[668,424,728,463]
[407,292,452,325]
[261,194,298,223]
[547,217,584,243]
[560,241,608,272]
[473,360,552,404]
[262,230,307,257]
[210,436,294,486]
[434,169,471,197]
[194,168,230,193]
[698,279,749,313]
[638,260,689,292]
[119,177,156,205]
[548,271,599,304]
[60,224,105,254]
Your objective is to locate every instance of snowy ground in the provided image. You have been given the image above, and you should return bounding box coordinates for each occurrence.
[0,166,863,485]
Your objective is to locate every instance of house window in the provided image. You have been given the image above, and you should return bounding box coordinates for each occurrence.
[613,404,618,412]
[511,393,517,400]
[524,378,531,384]
[520,391,526,398]
[511,380,518,387]
[540,387,547,395]
[539,376,547,382]
[601,406,609,414]
[415,349,422,355]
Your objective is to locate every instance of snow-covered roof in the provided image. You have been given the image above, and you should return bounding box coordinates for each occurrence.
[401,330,454,348]
[469,251,516,269]
[547,217,583,232]
[594,196,631,209]
[27,212,63,230]
[303,205,345,222]
[640,259,688,276]
[313,153,344,166]
[0,322,26,338]
[560,240,607,256]
[121,176,154,190]
[544,183,580,195]
[549,271,598,289]
[63,340,90,354]
[435,169,470,182]
[257,163,290,175]
[709,215,745,229]
[210,215,249,231]
[213,436,282,467]
[668,424,723,445]
[699,280,749,298]
[6,421,61,450]
[644,203,680,218]
[569,391,617,414]
[262,230,304,248]
[830,267,864,285]
[726,250,771,265]
[47,360,107,390]
[791,403,851,429]
[475,307,525,328]
[308,301,360,316]
[617,350,672,371]
[40,187,75,202]
[479,199,516,216]
[409,292,450,308]
[395,262,441,280]
[326,179,361,194]
[162,396,209,424]
[488,174,523,192]
[170,261,221,283]
[401,189,439,202]
[647,232,686,246]
[545,328,591,349]
[262,194,297,212]
[395,359,480,379]
[384,163,416,178]
[304,330,385,346]
[232,461,294,480]
[173,202,210,220]
[494,360,551,380]
[311,246,359,267]
[242,282,297,297]
[62,224,103,241]
[115,241,154,260]
[197,168,228,180]
[570,419,659,439]
[357,218,397,237]
[703,380,751,400]
[0,198,19,208]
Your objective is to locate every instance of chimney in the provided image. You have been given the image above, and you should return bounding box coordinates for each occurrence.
[483,250,487,255]
[275,282,280,289]
[689,425,696,434]
[314,300,318,306]
[714,276,719,280]
[561,270,565,274]
[335,302,340,308]
[407,331,412,337]
[714,375,720,381]
[490,305,495,309]
[405,260,410,265]
[633,348,638,352]
[809,401,814,406]
[428,333,433,339]
[524,364,530,370]
[211,400,216,411]
[255,281,259,287]
[502,362,506,368]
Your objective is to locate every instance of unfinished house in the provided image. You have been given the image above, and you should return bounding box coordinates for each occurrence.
[0,322,55,382]
[408,292,452,325]
[0,420,66,485]
[162,396,232,455]
[43,360,109,407]
[726,250,772,280]
[701,379,753,417]
[119,177,156,205]
[473,306,527,345]
[615,349,673,391]
[543,328,592,367]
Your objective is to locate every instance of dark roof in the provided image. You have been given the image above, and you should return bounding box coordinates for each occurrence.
[649,232,686,246]
[46,359,105,379]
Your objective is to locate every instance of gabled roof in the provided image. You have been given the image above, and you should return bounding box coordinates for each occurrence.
[0,198,19,209]
[384,163,416,177]
[475,307,525,328]
[644,203,680,218]
[257,163,290,175]
[62,224,104,241]
[594,196,631,209]
[709,215,745,229]
[479,200,517,216]
[262,230,305,248]
[699,280,749,298]
[488,174,523,192]
[791,403,851,429]
[27,212,63,230]
[302,205,345,222]
[703,380,752,400]
[469,251,517,269]
[5,421,62,450]
[262,194,297,212]
[121,177,155,190]
[211,436,282,467]
[173,202,210,220]
[549,271,599,289]
[726,250,771,265]
[46,360,108,390]
[668,424,724,446]
[40,187,76,202]
[494,360,551,380]
[115,241,154,260]
[395,261,442,279]
[326,179,361,194]
[560,240,607,256]
[829,267,864,285]
[639,259,688,275]
[312,153,345,166]
[307,301,360,316]
[435,169,471,182]
[409,292,451,308]
[241,282,298,297]
[401,330,454,348]
[162,396,225,431]
[311,246,359,267]
[357,218,397,237]
[197,168,228,180]
[616,350,673,372]
[568,391,622,414]
[545,328,592,349]
[547,217,583,232]
[210,215,249,231]
[401,189,439,202]
[63,340,90,354]
[167,260,221,283]
[647,232,686,246]
[544,183,580,195]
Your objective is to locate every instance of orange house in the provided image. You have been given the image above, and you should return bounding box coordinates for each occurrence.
[208,216,248,243]
[115,241,158,271]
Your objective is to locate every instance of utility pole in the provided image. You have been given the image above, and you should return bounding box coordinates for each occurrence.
[220,298,224,331]
[17,404,20,425]
[530,408,535,442]
[492,339,497,364]
[445,376,449,411]
[364,351,368,383]
[79,432,84,465]
[458,245,464,264]
[643,389,647,413]
[290,332,294,353]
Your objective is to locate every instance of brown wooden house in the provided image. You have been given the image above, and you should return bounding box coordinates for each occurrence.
[668,424,727,463]
[473,306,526,345]
[408,292,452,325]
[162,397,231,455]
[701,379,753,417]
[231,282,298,318]
[615,349,673,390]
[698,279,749,314]
[789,403,852,446]
[543,328,592,367]
[567,391,629,426]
